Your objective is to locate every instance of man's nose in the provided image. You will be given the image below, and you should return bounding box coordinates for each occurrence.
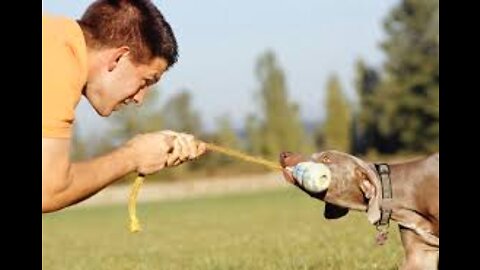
[133,88,148,105]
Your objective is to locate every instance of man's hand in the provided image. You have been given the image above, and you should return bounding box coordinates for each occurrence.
[126,130,207,175]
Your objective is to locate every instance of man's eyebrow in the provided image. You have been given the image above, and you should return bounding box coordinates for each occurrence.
[145,74,160,85]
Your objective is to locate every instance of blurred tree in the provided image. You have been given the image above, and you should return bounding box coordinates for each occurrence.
[352,59,381,155]
[245,114,262,155]
[71,125,116,161]
[212,114,239,165]
[372,0,439,153]
[190,131,218,176]
[108,88,164,144]
[254,50,312,159]
[162,90,202,135]
[313,125,326,150]
[323,74,352,152]
[71,125,88,161]
[216,115,239,149]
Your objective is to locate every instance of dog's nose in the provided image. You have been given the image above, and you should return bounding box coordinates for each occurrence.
[279,152,292,167]
[280,152,292,159]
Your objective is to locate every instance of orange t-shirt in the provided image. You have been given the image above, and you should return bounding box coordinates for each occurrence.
[42,14,88,138]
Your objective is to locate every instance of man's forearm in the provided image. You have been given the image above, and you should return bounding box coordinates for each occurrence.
[43,145,137,212]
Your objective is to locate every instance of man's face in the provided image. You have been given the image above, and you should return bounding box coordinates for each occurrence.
[84,48,169,116]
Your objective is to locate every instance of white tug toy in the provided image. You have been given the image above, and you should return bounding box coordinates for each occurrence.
[287,161,331,193]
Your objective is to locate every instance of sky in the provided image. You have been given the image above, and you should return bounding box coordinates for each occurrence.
[42,0,399,137]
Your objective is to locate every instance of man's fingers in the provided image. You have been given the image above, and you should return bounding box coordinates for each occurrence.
[182,134,198,160]
[162,134,176,153]
[157,131,206,166]
[173,133,201,160]
[161,130,178,137]
[176,135,190,161]
[197,141,207,156]
[172,158,183,166]
[166,139,181,166]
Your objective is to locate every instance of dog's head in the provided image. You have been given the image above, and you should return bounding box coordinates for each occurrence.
[279,150,382,224]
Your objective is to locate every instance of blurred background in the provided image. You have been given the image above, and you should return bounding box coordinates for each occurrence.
[43,0,438,181]
[43,1,438,269]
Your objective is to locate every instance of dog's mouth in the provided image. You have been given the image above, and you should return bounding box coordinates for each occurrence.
[281,167,296,184]
[279,152,333,194]
[279,151,307,185]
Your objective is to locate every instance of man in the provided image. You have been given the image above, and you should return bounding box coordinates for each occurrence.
[42,0,206,213]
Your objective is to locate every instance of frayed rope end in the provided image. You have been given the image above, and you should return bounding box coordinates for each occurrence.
[128,175,145,233]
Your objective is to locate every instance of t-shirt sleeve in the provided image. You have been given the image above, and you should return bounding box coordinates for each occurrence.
[42,19,85,139]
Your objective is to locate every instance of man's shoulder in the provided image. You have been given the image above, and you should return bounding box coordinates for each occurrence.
[42,14,87,140]
[42,12,88,87]
[43,14,81,39]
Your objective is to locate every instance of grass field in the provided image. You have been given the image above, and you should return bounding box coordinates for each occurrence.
[42,188,403,270]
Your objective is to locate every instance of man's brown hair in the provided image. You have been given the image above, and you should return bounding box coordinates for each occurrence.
[78,0,178,67]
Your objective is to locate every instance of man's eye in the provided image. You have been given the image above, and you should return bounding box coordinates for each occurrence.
[144,78,155,87]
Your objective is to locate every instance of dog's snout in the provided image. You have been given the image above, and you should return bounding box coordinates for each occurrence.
[279,152,292,167]
[279,152,308,168]
[280,152,292,159]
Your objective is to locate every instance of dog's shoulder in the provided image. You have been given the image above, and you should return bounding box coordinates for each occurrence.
[428,152,439,161]
[425,152,439,168]
[420,153,439,180]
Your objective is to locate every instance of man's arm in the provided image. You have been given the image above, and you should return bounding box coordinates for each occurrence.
[42,131,205,213]
[42,137,137,213]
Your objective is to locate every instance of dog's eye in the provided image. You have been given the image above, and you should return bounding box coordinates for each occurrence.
[322,156,331,163]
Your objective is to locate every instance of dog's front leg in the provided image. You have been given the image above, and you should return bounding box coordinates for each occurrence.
[399,227,439,270]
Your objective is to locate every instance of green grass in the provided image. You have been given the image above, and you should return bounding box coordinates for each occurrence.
[42,189,403,270]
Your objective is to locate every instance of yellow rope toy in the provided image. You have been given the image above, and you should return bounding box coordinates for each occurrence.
[128,142,282,233]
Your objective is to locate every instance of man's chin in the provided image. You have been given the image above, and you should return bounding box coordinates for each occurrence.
[95,107,112,117]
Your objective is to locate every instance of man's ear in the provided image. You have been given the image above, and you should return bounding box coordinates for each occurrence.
[107,46,130,71]
[354,161,382,225]
[323,202,349,219]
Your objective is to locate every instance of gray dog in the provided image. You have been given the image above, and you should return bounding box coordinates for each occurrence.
[279,150,439,270]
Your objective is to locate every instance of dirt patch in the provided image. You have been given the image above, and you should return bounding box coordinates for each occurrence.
[72,172,289,208]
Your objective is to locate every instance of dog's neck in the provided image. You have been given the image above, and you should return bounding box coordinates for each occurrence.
[390,165,439,247]
[384,163,419,221]
[367,163,409,220]
[378,163,438,240]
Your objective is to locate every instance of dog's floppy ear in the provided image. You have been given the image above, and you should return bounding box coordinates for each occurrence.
[353,158,382,225]
[324,202,349,219]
